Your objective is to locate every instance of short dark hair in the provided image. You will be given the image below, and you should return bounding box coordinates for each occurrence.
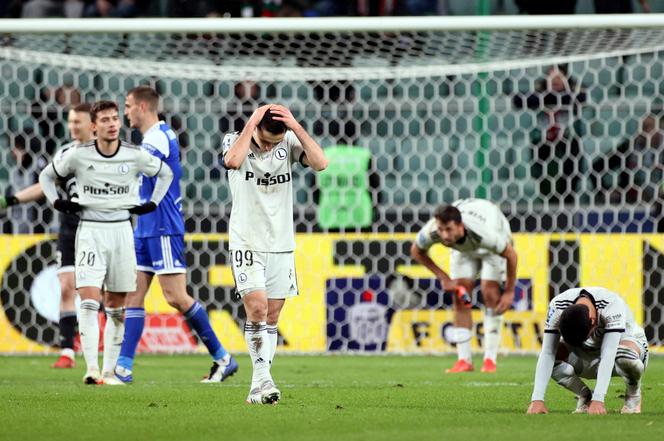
[90,100,119,122]
[128,86,160,111]
[434,205,462,224]
[71,103,92,114]
[559,304,592,346]
[258,109,286,135]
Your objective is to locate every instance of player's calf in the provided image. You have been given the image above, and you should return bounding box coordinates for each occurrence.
[615,346,645,414]
[551,361,592,413]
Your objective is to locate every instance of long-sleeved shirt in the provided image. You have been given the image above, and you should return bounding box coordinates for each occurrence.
[39,139,173,222]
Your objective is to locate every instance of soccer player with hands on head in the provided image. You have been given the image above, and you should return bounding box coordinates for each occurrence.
[39,100,173,385]
[411,198,518,373]
[528,287,647,415]
[222,103,327,404]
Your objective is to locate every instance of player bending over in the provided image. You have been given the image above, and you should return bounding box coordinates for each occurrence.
[40,100,173,385]
[1,104,93,368]
[113,86,237,383]
[222,104,328,404]
[410,199,518,373]
[528,287,647,415]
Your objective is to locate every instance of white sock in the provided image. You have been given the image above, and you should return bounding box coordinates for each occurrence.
[78,299,100,371]
[60,348,75,360]
[102,307,124,376]
[267,324,278,367]
[483,310,503,363]
[245,321,272,389]
[615,347,645,397]
[454,327,472,363]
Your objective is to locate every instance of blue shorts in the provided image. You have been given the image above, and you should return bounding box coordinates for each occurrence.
[135,235,187,275]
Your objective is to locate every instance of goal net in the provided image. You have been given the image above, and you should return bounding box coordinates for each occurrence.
[1,16,663,354]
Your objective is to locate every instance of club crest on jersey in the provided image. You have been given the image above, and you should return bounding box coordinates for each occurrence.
[275,148,287,160]
[118,163,130,175]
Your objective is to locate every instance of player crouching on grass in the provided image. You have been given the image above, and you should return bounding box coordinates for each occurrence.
[528,287,648,415]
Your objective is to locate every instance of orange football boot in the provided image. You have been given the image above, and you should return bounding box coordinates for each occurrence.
[445,359,474,373]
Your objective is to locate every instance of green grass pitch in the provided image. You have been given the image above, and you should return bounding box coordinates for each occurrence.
[0,355,662,441]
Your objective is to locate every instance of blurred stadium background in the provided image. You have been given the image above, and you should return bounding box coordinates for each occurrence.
[1,2,664,359]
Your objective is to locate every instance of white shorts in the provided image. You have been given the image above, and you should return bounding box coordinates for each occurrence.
[75,220,137,292]
[450,249,506,281]
[567,326,649,378]
[230,250,298,299]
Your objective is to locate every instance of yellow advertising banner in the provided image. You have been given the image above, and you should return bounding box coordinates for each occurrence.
[0,233,660,354]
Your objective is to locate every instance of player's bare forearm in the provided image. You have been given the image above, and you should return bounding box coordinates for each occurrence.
[502,244,518,293]
[410,243,451,286]
[224,105,271,169]
[291,125,328,171]
[14,183,45,204]
[224,125,255,169]
[269,104,328,171]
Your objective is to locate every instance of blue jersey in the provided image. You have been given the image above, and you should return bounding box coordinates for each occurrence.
[135,121,185,238]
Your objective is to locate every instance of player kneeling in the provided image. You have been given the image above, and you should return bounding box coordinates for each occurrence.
[528,287,648,415]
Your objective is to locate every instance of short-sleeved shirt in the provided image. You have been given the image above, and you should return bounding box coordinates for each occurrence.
[222,130,306,252]
[545,287,635,353]
[415,198,512,255]
[52,140,163,222]
[135,121,185,238]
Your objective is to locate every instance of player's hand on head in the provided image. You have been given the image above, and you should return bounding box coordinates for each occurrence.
[495,289,515,314]
[268,105,298,129]
[53,199,81,215]
[248,104,273,127]
[588,401,606,415]
[527,400,548,414]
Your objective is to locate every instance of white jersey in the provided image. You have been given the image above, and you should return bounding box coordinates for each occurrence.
[545,287,636,353]
[51,140,163,221]
[415,198,512,255]
[222,130,306,252]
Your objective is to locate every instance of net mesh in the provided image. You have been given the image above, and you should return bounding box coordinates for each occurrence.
[1,23,663,354]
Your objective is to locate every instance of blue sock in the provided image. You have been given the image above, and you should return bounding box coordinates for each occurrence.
[117,307,145,371]
[184,302,228,361]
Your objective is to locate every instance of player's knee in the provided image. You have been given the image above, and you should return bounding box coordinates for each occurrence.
[267,310,281,325]
[60,284,76,301]
[552,361,576,381]
[615,346,644,381]
[162,287,191,312]
[245,302,268,321]
[58,275,76,300]
[479,286,500,307]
